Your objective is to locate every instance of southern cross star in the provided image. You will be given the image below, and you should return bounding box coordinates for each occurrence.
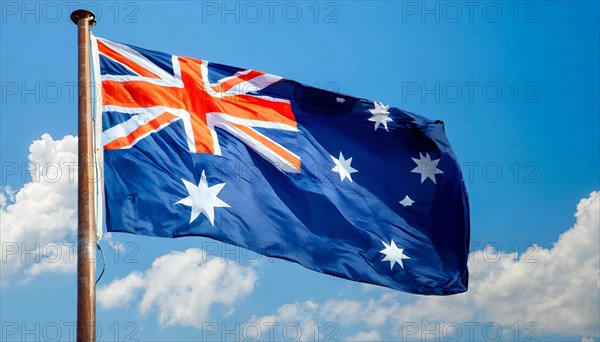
[399,195,415,207]
[331,152,358,182]
[368,101,393,131]
[175,170,230,226]
[411,152,444,184]
[380,240,410,270]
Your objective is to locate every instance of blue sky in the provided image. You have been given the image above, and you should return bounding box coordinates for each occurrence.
[1,1,599,341]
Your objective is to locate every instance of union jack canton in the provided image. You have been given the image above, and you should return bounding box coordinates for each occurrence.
[96,36,299,173]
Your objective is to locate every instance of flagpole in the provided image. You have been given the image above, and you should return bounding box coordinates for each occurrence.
[71,9,97,342]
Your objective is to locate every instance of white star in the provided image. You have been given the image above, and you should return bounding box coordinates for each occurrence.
[368,101,393,131]
[336,97,345,103]
[399,195,415,207]
[411,152,444,184]
[380,240,410,270]
[331,152,358,182]
[175,170,230,226]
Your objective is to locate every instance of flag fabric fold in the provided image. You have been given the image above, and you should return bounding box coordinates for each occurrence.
[94,36,470,295]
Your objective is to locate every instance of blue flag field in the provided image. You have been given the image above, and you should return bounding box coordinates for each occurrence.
[94,36,470,295]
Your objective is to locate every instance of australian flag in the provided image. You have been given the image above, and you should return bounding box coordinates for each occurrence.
[94,35,470,295]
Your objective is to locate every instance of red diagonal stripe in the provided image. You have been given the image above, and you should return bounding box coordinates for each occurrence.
[232,122,301,172]
[218,95,296,128]
[211,70,265,94]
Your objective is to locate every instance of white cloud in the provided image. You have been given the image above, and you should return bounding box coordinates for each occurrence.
[251,300,318,325]
[1,134,79,284]
[1,185,17,209]
[108,240,126,253]
[247,300,321,341]
[320,296,398,328]
[98,248,258,328]
[250,191,600,338]
[23,243,77,279]
[4,185,16,202]
[343,330,381,341]
[96,271,146,309]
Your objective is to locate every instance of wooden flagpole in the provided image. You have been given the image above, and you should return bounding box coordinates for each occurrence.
[70,9,97,342]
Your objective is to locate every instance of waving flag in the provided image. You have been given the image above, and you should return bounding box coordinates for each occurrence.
[93,36,470,295]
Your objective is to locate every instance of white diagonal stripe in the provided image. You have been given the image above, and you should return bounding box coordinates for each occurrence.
[218,74,283,97]
[200,61,282,98]
[208,112,298,132]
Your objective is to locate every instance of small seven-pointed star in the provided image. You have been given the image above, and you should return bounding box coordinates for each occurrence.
[368,101,393,131]
[331,152,358,182]
[411,152,444,184]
